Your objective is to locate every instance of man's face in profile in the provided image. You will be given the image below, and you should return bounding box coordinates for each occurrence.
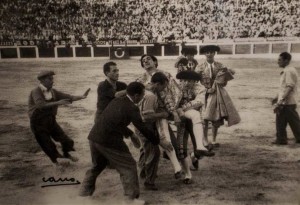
[134,89,145,104]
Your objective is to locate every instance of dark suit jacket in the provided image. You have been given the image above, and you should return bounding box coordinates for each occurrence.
[96,80,127,115]
[88,96,159,151]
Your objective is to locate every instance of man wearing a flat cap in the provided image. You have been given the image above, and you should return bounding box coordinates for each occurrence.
[28,70,90,166]
[196,45,240,148]
[37,70,56,80]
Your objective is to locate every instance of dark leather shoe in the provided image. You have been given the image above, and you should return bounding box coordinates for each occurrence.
[191,158,199,170]
[192,160,199,170]
[190,153,199,170]
[205,144,214,152]
[144,182,158,191]
[272,141,287,145]
[194,150,215,158]
[183,178,192,184]
[174,171,183,179]
[212,143,220,148]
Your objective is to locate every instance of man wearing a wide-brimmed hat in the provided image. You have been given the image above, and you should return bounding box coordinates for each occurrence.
[28,70,90,166]
[175,47,198,72]
[196,45,240,148]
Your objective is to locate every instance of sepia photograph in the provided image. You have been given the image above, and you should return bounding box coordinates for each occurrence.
[0,0,300,204]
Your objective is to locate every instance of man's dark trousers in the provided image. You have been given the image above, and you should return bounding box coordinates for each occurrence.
[30,115,74,163]
[80,141,139,198]
[276,104,300,143]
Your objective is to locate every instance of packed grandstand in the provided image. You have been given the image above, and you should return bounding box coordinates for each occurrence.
[0,0,299,43]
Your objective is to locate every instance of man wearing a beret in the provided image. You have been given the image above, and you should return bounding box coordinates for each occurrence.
[28,70,90,165]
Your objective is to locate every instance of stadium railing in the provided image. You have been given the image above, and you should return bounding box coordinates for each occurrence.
[1,39,300,60]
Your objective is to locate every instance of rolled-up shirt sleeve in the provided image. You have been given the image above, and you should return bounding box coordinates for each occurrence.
[31,89,47,108]
[285,70,297,88]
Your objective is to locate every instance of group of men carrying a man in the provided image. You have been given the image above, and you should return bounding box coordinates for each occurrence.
[29,45,300,204]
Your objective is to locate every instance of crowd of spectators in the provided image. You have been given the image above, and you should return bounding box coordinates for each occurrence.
[0,0,299,43]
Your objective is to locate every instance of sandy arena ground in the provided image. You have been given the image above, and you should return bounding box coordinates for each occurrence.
[0,58,300,205]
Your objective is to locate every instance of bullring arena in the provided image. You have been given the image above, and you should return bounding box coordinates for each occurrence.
[1,0,300,205]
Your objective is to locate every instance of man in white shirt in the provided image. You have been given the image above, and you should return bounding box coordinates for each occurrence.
[272,52,300,145]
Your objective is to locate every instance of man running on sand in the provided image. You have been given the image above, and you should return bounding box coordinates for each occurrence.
[28,70,90,166]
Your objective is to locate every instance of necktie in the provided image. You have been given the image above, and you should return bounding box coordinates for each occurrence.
[209,64,213,79]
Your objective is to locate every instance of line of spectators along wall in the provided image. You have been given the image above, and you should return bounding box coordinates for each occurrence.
[0,0,299,43]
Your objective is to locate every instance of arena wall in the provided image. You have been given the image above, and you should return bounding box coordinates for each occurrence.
[1,41,300,60]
